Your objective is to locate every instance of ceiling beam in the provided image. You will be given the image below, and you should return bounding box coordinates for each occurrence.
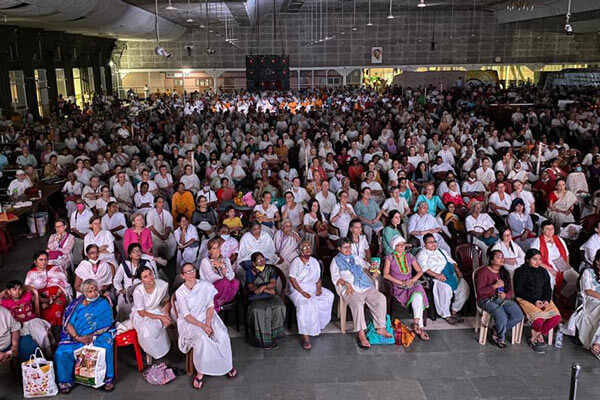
[495,0,600,24]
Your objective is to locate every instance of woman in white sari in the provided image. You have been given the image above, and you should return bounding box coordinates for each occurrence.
[131,266,171,360]
[288,241,334,350]
[547,178,577,231]
[175,263,237,390]
[174,214,200,273]
[238,222,277,265]
[274,220,302,276]
[569,252,600,358]
[74,244,113,297]
[83,216,118,268]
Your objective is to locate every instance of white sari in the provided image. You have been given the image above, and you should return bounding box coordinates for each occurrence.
[83,230,118,267]
[74,259,113,295]
[175,280,233,376]
[238,231,277,264]
[174,225,200,271]
[548,190,577,231]
[288,257,334,336]
[274,230,301,276]
[131,279,171,359]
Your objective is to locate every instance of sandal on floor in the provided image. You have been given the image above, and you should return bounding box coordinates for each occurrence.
[490,335,507,349]
[59,383,72,394]
[301,338,312,350]
[193,375,204,389]
[356,338,371,349]
[412,324,430,341]
[104,382,115,392]
[227,368,238,379]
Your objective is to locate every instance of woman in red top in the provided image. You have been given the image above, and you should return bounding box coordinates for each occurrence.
[474,250,524,348]
[0,280,52,352]
[347,157,364,185]
[217,177,235,202]
[441,181,465,207]
[123,213,153,258]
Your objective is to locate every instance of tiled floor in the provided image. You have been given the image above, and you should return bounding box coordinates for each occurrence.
[1,236,599,399]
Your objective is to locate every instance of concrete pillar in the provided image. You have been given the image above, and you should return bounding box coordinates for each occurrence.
[207,69,223,93]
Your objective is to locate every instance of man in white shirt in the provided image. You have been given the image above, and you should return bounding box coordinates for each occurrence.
[315,181,336,218]
[146,196,177,261]
[224,157,246,186]
[511,180,535,215]
[101,201,127,240]
[8,170,32,199]
[416,233,470,325]
[290,177,310,206]
[134,182,154,216]
[476,158,495,189]
[81,176,102,211]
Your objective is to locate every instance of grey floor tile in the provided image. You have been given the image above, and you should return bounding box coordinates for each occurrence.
[470,375,535,399]
[418,377,481,400]
[315,380,426,400]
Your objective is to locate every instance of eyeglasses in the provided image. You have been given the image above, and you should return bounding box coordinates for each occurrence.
[425,240,437,244]
[182,269,196,275]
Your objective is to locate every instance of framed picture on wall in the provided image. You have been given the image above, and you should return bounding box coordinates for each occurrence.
[371,47,383,64]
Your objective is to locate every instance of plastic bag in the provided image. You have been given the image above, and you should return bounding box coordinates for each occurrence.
[22,348,58,398]
[74,344,106,388]
[365,315,395,345]
[143,362,176,385]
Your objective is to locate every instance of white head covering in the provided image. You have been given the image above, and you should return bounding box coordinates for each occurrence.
[16,170,25,175]
[391,235,406,250]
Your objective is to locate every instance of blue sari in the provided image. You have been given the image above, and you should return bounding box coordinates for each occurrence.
[55,296,114,385]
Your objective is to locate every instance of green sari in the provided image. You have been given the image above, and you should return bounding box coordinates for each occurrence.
[246,265,286,348]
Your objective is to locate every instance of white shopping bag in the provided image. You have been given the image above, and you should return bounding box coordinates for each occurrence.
[74,344,106,388]
[21,348,58,398]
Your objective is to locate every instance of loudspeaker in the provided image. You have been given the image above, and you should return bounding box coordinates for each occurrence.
[246,55,290,91]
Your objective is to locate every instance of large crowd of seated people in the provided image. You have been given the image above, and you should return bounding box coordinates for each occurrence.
[2,82,600,392]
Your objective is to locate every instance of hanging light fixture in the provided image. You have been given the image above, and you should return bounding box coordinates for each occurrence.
[417,0,426,8]
[352,0,358,30]
[185,0,193,22]
[367,0,373,26]
[387,0,394,19]
[166,0,176,10]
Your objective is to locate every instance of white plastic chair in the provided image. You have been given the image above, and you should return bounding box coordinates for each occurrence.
[473,267,524,345]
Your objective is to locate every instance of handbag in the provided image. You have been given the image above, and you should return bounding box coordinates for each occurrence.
[143,362,176,385]
[74,343,107,388]
[393,319,416,348]
[22,347,58,398]
[439,250,459,291]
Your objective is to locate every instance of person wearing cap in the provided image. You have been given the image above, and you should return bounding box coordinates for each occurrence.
[288,241,334,350]
[383,235,430,340]
[416,233,470,325]
[8,170,32,199]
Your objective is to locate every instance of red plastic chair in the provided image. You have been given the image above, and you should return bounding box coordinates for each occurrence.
[113,329,144,379]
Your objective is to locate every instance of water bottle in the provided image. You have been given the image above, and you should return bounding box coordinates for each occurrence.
[555,327,563,349]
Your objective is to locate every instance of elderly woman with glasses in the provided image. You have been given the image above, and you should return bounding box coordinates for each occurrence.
[288,241,334,350]
[55,279,115,393]
[176,263,237,390]
[330,237,391,349]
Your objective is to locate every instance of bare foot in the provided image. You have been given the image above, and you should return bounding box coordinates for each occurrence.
[376,327,393,338]
[357,331,371,348]
[592,344,600,355]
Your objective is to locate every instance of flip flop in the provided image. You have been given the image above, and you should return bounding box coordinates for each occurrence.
[193,375,204,389]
